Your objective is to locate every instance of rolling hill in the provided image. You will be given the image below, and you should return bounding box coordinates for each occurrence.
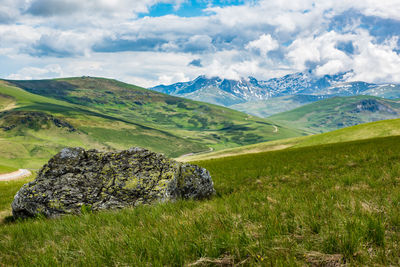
[230,94,326,118]
[0,78,303,169]
[178,117,400,162]
[268,95,400,133]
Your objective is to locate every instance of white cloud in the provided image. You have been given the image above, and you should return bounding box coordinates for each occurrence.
[6,64,64,80]
[1,0,400,85]
[287,31,354,73]
[246,34,279,57]
[25,0,186,19]
[350,34,400,83]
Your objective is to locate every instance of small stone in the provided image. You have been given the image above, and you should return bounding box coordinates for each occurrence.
[12,147,215,219]
[59,147,81,159]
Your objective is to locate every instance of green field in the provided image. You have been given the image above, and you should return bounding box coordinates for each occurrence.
[268,95,400,133]
[1,136,399,265]
[0,78,303,169]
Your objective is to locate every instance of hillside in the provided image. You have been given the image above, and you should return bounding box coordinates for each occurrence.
[230,94,325,117]
[1,136,399,265]
[0,78,302,168]
[268,95,400,133]
[178,117,400,162]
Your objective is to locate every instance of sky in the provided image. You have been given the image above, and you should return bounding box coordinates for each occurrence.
[0,0,400,87]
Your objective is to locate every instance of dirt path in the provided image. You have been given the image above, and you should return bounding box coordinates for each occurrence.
[0,169,31,181]
[0,102,17,112]
[273,125,279,133]
[179,147,214,158]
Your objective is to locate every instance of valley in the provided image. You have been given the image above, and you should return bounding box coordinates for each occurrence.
[0,78,303,169]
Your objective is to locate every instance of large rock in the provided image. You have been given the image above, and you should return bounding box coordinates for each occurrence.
[12,147,215,219]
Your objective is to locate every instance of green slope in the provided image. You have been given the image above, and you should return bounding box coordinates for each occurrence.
[1,136,400,265]
[0,80,207,168]
[0,78,303,168]
[179,85,245,106]
[178,117,400,161]
[268,95,400,133]
[231,94,323,117]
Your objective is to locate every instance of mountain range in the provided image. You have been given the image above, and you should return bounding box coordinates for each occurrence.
[150,71,400,114]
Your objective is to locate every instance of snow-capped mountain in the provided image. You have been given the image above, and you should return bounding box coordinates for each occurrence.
[150,72,400,108]
[151,75,272,106]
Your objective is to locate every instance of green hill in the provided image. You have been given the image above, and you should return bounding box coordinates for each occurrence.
[0,78,303,168]
[1,136,399,265]
[268,95,400,133]
[179,117,400,161]
[231,94,323,117]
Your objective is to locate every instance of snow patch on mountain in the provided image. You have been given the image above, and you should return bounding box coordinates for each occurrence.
[150,71,400,107]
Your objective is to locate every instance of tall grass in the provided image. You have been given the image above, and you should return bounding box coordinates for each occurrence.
[1,136,400,265]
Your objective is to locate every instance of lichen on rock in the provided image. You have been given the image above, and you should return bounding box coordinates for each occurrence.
[12,147,215,219]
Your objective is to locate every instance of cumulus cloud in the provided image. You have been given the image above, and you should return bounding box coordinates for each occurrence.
[6,64,64,80]
[25,0,186,18]
[182,35,215,53]
[246,34,279,57]
[1,0,400,85]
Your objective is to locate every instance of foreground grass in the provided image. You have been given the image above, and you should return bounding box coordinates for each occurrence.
[0,176,34,220]
[1,136,400,265]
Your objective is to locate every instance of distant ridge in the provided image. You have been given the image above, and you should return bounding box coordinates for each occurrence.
[150,71,400,111]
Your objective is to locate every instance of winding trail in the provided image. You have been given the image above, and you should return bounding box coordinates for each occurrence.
[180,147,214,158]
[273,125,279,133]
[0,169,31,181]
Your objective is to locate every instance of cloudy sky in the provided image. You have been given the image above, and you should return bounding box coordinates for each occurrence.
[1,0,400,87]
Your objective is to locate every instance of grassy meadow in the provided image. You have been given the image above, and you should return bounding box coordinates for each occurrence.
[1,136,399,265]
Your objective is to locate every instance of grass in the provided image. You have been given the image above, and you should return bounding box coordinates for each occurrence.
[0,165,17,175]
[1,136,400,265]
[0,176,33,219]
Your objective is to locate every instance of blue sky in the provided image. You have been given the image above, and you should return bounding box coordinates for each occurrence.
[0,0,399,87]
[143,1,248,17]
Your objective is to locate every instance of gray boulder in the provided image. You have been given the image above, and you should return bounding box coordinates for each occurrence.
[12,147,215,219]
